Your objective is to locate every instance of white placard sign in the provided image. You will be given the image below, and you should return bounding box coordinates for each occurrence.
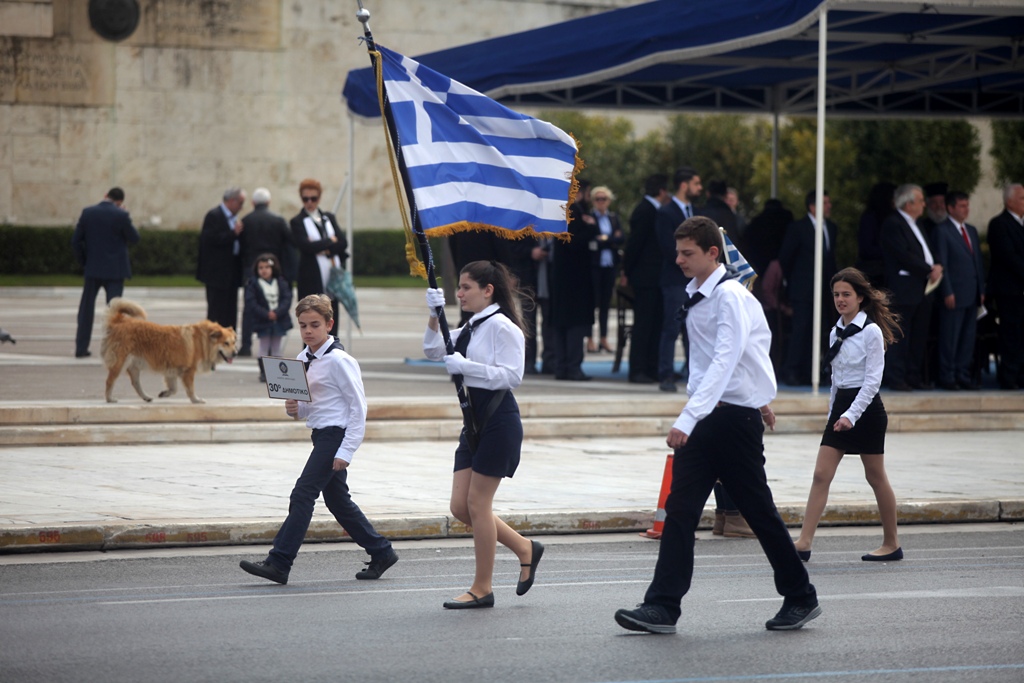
[263,357,311,402]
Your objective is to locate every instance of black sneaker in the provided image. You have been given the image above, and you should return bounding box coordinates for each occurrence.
[765,599,821,630]
[614,603,677,634]
[356,549,398,580]
[239,559,288,585]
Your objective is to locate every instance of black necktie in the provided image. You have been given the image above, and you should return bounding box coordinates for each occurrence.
[822,323,863,368]
[675,290,706,331]
[303,350,317,371]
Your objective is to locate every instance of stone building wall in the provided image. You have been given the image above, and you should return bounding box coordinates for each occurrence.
[0,0,637,229]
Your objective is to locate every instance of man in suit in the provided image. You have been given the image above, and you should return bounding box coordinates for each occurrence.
[917,182,948,241]
[696,180,737,235]
[197,187,246,331]
[622,174,669,384]
[71,187,140,358]
[238,187,294,356]
[986,182,1024,390]
[882,184,944,391]
[655,166,702,393]
[777,190,838,386]
[931,191,985,391]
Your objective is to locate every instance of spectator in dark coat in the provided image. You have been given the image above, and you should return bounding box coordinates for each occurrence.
[196,187,246,331]
[239,187,295,356]
[550,181,598,381]
[986,182,1024,389]
[71,187,140,358]
[622,174,669,383]
[856,181,896,289]
[778,190,839,385]
[289,179,347,336]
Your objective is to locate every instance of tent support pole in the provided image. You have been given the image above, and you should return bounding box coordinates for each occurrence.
[346,113,355,350]
[812,6,827,393]
[771,108,779,199]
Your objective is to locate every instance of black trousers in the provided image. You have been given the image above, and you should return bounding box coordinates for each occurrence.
[643,405,815,620]
[552,323,587,378]
[205,285,239,331]
[76,277,124,355]
[886,294,933,386]
[995,294,1024,386]
[268,427,391,571]
[628,284,662,380]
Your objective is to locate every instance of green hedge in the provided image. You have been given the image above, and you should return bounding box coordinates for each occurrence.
[0,225,442,277]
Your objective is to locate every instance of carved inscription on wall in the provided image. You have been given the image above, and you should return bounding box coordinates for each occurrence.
[146,0,280,49]
[0,37,113,105]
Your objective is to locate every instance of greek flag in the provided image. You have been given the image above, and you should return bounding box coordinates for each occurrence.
[721,229,757,290]
[378,45,579,239]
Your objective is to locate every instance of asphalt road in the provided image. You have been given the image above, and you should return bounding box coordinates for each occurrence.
[1,525,1022,683]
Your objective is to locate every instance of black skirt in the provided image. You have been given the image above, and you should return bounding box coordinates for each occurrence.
[820,388,887,455]
[454,387,523,478]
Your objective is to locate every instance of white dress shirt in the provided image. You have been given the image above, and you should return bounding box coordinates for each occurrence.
[897,208,934,274]
[674,264,777,435]
[827,310,884,426]
[293,336,366,463]
[671,195,692,219]
[423,304,524,391]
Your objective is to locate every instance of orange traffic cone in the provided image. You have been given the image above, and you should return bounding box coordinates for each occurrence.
[640,454,673,539]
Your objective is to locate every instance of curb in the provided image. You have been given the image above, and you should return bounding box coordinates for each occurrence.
[2,500,1021,553]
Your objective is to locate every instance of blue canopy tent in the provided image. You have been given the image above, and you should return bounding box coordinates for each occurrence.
[342,0,1024,388]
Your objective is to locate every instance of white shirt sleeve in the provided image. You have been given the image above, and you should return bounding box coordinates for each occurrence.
[333,354,366,463]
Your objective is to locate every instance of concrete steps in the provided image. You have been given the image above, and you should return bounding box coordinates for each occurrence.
[2,393,1021,447]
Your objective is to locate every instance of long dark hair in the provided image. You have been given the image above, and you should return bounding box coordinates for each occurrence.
[460,260,531,337]
[831,267,900,347]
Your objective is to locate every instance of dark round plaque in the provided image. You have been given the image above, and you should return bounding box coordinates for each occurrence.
[88,0,141,42]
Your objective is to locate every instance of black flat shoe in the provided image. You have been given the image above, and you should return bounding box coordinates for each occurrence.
[239,559,289,585]
[862,547,903,562]
[796,549,811,562]
[443,591,494,609]
[516,540,544,596]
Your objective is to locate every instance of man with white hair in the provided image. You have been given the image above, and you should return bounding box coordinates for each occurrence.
[986,182,1024,390]
[197,187,246,330]
[239,187,294,356]
[881,184,944,391]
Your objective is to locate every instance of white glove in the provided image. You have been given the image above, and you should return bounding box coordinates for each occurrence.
[426,288,445,317]
[444,352,470,375]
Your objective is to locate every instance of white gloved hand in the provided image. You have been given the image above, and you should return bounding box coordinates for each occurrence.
[444,352,469,375]
[426,288,445,317]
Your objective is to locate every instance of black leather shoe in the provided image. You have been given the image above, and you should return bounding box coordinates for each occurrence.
[629,373,657,384]
[559,371,591,381]
[356,549,398,580]
[658,380,677,393]
[614,603,677,634]
[443,591,494,609]
[240,559,288,584]
[766,599,821,630]
[796,549,811,562]
[862,547,903,562]
[516,540,544,596]
[75,350,91,358]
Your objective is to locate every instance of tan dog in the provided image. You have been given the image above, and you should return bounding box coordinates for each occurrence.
[102,298,237,404]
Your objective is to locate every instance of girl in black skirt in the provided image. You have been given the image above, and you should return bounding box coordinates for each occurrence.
[424,261,543,609]
[794,267,904,562]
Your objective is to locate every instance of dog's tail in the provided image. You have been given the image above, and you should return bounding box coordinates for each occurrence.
[106,298,148,327]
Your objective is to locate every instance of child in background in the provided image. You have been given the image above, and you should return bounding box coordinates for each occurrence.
[244,253,293,382]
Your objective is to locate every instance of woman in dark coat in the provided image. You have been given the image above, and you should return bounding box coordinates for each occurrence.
[289,178,348,335]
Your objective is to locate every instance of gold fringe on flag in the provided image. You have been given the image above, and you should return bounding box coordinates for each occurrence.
[371,48,428,280]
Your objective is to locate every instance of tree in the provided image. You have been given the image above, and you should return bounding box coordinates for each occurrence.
[991,120,1024,186]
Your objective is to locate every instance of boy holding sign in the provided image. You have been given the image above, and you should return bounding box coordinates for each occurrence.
[240,294,397,584]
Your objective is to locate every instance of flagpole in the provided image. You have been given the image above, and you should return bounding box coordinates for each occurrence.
[355,2,479,439]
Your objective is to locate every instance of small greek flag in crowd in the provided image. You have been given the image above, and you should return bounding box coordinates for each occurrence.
[378,45,579,239]
[720,229,757,290]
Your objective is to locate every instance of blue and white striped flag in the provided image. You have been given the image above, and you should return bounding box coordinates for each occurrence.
[720,229,757,290]
[378,45,579,239]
